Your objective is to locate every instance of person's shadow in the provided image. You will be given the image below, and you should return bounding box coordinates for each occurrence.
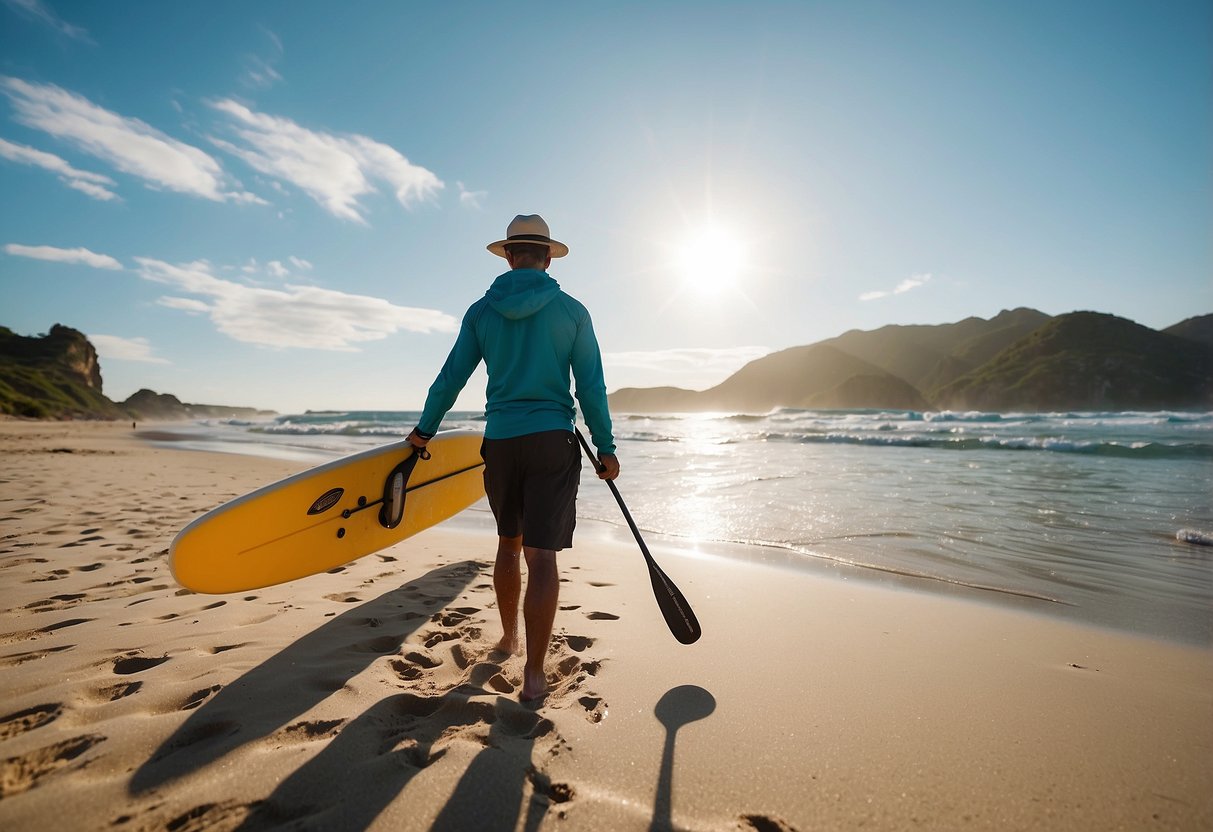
[234,685,552,832]
[129,560,480,794]
[650,685,717,832]
[427,690,555,832]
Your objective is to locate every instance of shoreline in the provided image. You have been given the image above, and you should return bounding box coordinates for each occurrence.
[137,417,1213,647]
[1,421,1210,830]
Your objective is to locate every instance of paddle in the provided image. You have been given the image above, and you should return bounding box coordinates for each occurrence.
[574,429,702,645]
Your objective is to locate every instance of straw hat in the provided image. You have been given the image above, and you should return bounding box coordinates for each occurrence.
[486,214,569,259]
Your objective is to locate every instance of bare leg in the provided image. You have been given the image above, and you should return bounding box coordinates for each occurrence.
[520,546,559,701]
[493,535,522,655]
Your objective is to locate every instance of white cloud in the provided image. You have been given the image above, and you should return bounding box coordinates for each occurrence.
[266,260,289,278]
[156,296,209,313]
[3,0,91,42]
[457,181,487,210]
[0,77,260,203]
[604,345,771,390]
[0,136,119,200]
[242,28,284,89]
[90,334,169,364]
[134,257,458,350]
[859,272,933,301]
[209,99,443,223]
[894,273,932,294]
[5,242,122,270]
[288,256,312,271]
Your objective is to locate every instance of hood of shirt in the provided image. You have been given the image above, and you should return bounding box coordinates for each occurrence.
[484,269,561,320]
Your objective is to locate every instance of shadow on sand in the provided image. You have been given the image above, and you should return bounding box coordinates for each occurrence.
[129,560,480,794]
[651,684,717,831]
[233,688,554,831]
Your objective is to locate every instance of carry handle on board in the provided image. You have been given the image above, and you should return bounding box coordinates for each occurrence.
[379,445,429,529]
[574,428,702,645]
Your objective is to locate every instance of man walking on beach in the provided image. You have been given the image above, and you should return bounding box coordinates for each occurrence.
[407,214,619,702]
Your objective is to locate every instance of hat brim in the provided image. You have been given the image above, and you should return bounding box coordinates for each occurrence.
[487,238,569,259]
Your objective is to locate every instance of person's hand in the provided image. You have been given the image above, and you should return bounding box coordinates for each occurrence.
[596,453,620,481]
[407,428,429,449]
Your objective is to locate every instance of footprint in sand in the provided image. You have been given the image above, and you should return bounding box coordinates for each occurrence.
[389,648,444,682]
[450,643,475,670]
[558,634,595,652]
[93,681,142,702]
[30,569,69,582]
[24,593,86,612]
[133,802,252,831]
[0,703,64,741]
[0,734,106,798]
[585,611,620,621]
[180,685,223,711]
[0,645,74,667]
[0,557,49,569]
[423,630,460,649]
[0,618,92,646]
[739,814,799,831]
[353,636,402,654]
[390,660,425,681]
[112,654,170,675]
[487,672,514,694]
[269,719,346,745]
[208,643,246,654]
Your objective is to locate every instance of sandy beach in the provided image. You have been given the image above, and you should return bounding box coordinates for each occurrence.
[0,420,1210,831]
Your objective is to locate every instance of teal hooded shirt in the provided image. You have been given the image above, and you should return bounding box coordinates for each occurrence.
[417,269,616,455]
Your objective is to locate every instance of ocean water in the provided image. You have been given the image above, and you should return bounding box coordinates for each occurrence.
[163,409,1213,645]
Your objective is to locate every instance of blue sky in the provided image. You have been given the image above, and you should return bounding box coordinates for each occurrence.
[1,0,1209,413]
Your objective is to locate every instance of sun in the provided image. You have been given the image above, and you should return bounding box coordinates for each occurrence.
[672,225,747,297]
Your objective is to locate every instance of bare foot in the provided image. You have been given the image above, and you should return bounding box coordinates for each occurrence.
[520,672,548,703]
[493,635,519,656]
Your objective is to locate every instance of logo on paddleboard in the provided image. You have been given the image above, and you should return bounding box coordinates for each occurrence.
[307,487,344,515]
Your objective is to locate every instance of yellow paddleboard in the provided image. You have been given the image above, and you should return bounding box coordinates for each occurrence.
[170,430,485,593]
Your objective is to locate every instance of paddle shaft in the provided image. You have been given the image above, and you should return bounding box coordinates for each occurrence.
[574,429,701,644]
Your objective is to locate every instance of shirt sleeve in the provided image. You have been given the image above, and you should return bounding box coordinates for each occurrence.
[417,307,483,436]
[570,309,616,456]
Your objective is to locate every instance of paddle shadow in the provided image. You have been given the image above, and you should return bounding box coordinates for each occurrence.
[234,689,551,832]
[129,560,480,794]
[650,684,717,832]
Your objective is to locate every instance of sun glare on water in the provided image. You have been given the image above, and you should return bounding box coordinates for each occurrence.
[673,225,747,297]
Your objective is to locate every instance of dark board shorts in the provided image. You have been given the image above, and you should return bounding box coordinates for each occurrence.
[481,430,581,551]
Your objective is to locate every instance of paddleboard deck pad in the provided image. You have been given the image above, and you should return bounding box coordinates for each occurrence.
[170,430,485,593]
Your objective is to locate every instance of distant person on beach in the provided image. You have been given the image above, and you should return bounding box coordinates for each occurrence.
[408,214,619,701]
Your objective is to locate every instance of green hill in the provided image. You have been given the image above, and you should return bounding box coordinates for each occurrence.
[933,312,1213,410]
[0,325,128,419]
[122,388,273,421]
[607,344,929,412]
[822,307,1051,391]
[607,309,1212,414]
[1,324,275,420]
[1165,314,1213,348]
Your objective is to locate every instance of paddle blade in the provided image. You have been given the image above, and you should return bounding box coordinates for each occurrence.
[646,557,702,645]
[575,427,703,645]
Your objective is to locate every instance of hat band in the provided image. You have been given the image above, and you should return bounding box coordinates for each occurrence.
[506,234,552,245]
